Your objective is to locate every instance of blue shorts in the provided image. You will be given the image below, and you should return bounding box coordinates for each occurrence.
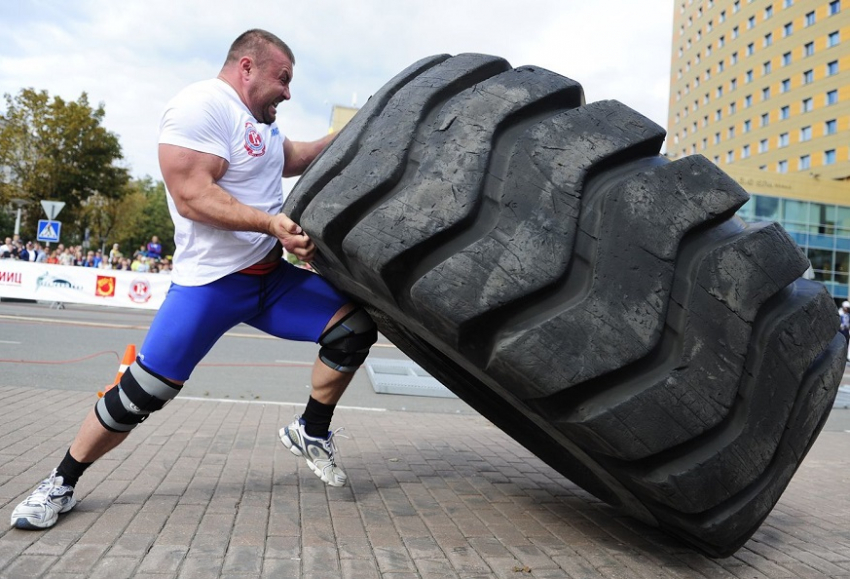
[138,261,350,381]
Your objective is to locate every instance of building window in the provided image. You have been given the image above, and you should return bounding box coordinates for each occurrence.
[730,78,737,91]
[780,105,790,119]
[742,144,751,158]
[763,61,772,75]
[729,126,736,139]
[805,11,816,26]
[727,150,735,163]
[779,132,789,147]
[825,149,837,164]
[784,0,793,6]
[733,26,739,39]
[718,60,725,73]
[799,154,811,170]
[708,19,714,31]
[800,126,812,141]
[764,33,773,47]
[717,86,724,98]
[702,138,708,150]
[716,109,722,121]
[802,97,813,112]
[778,160,788,173]
[830,0,841,15]
[825,119,837,134]
[762,87,771,101]
[761,112,770,126]
[731,52,738,65]
[714,156,721,164]
[734,0,740,12]
[745,94,753,107]
[746,70,754,83]
[715,132,721,144]
[804,42,815,57]
[720,9,726,22]
[783,22,793,36]
[747,43,755,56]
[744,119,752,132]
[781,78,791,92]
[828,31,841,47]
[748,16,756,29]
[803,69,814,84]
[783,52,792,66]
[765,5,774,18]
[729,102,737,114]
[827,60,839,75]
[827,89,839,105]
[759,138,769,153]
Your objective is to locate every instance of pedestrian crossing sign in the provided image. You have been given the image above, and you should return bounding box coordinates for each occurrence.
[37,219,62,243]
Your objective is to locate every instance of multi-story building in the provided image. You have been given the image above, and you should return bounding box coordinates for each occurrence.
[668,0,850,301]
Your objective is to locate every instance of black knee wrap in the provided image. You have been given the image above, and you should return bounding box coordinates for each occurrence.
[318,307,377,373]
[94,360,182,432]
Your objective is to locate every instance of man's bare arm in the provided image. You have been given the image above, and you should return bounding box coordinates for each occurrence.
[159,143,315,261]
[283,134,335,178]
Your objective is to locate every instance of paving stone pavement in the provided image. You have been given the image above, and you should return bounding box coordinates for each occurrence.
[0,385,849,579]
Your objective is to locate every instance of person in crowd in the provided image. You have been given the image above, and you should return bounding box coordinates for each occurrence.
[0,237,12,259]
[19,241,40,262]
[146,235,163,260]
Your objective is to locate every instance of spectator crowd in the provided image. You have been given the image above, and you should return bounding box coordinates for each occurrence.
[0,234,171,274]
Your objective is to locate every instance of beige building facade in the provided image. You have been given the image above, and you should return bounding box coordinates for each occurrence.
[668,0,850,300]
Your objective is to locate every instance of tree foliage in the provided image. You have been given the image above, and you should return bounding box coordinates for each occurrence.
[0,88,130,242]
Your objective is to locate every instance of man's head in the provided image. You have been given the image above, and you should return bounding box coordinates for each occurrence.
[220,29,295,125]
[843,301,850,311]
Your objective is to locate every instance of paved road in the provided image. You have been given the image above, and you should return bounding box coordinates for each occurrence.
[0,300,475,416]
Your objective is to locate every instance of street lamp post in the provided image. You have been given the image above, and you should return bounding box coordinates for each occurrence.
[10,198,28,238]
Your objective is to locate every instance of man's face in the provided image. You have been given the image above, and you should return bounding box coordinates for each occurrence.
[246,47,293,124]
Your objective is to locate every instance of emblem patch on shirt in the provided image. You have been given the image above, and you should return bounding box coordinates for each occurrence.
[243,122,266,157]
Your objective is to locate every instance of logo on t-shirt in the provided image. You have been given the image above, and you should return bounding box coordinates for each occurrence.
[243,122,266,157]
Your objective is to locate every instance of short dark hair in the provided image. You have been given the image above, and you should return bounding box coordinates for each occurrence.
[225,29,295,67]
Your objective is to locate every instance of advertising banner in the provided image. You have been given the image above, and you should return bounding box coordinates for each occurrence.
[0,260,170,310]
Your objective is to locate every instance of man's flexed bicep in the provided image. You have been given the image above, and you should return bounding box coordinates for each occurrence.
[159,144,274,234]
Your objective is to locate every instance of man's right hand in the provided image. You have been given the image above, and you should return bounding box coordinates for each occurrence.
[270,213,316,263]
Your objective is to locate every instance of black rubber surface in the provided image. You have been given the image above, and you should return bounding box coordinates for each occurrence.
[283,54,847,557]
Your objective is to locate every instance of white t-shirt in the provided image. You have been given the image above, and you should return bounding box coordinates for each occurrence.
[158,78,285,286]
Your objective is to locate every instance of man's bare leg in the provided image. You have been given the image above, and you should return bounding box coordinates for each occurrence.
[309,302,358,404]
[68,410,131,463]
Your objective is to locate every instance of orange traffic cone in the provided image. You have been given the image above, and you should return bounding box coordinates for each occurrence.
[98,344,136,398]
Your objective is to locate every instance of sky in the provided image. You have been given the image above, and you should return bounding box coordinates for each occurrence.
[0,0,674,191]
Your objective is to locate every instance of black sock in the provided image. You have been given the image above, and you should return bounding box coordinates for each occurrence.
[302,396,336,438]
[56,449,92,487]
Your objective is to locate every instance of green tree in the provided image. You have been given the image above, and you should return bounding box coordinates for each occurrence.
[118,177,174,259]
[0,88,130,242]
[77,177,174,259]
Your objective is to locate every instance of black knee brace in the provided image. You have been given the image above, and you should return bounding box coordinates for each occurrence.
[318,307,377,373]
[95,360,182,432]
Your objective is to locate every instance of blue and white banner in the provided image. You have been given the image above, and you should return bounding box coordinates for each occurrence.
[0,260,171,310]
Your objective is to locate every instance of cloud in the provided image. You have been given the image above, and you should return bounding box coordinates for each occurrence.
[0,0,673,182]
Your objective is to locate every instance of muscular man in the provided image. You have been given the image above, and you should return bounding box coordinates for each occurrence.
[11,29,376,530]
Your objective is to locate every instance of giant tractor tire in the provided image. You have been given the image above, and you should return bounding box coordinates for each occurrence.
[283,54,847,557]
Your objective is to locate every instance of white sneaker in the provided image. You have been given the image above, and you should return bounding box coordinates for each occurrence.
[279,416,348,487]
[10,470,77,530]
